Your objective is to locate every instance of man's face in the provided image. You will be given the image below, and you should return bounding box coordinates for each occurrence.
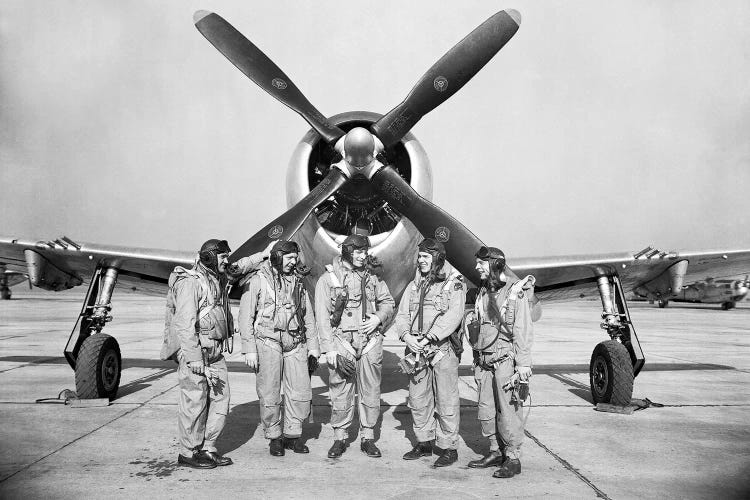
[476,259,490,280]
[417,251,434,275]
[216,252,229,274]
[351,248,368,268]
[281,253,298,274]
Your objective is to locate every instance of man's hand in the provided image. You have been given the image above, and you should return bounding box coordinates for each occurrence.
[403,334,423,354]
[262,240,276,260]
[326,351,338,368]
[516,366,532,382]
[188,360,205,375]
[360,314,381,335]
[308,349,320,359]
[244,353,259,372]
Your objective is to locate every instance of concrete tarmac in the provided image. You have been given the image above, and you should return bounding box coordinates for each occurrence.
[1,288,749,499]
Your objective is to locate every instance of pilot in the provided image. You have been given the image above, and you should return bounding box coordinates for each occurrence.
[238,240,319,457]
[314,234,395,459]
[466,246,535,478]
[164,238,270,469]
[392,238,466,467]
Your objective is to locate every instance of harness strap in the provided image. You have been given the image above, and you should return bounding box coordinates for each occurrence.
[253,272,276,330]
[415,271,459,338]
[326,265,342,288]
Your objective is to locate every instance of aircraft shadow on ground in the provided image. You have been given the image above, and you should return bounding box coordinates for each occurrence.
[6,355,733,410]
[2,356,732,375]
[117,366,176,398]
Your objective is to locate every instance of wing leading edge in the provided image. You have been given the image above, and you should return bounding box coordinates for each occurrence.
[511,247,750,302]
[0,236,194,296]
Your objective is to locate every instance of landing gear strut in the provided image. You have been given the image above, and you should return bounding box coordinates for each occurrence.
[64,266,122,400]
[591,275,645,406]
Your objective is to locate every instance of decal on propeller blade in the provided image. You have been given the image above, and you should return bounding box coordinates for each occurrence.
[271,78,287,90]
[435,226,450,242]
[433,76,448,92]
[268,225,284,239]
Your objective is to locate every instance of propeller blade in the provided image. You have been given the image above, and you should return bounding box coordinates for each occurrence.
[370,165,485,285]
[229,168,348,262]
[371,9,521,147]
[194,11,346,144]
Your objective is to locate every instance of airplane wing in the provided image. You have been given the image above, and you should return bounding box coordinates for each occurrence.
[0,236,194,296]
[510,247,750,302]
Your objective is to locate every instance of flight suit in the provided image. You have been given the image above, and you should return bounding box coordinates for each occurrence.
[238,261,318,440]
[314,256,395,441]
[472,276,534,460]
[169,262,234,458]
[392,264,465,450]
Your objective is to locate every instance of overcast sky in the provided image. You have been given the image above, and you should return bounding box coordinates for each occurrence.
[1,0,748,260]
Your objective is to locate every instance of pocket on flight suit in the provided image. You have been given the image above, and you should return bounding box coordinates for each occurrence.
[474,366,495,422]
[407,369,431,411]
[286,348,312,402]
[361,338,383,410]
[198,314,217,348]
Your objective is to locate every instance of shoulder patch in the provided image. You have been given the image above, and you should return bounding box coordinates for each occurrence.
[454,282,463,291]
[517,290,525,299]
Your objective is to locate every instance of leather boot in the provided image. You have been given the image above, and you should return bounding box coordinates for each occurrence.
[467,450,503,469]
[178,452,216,469]
[327,439,347,458]
[433,448,458,467]
[269,437,285,457]
[402,441,433,460]
[197,450,233,466]
[284,437,309,454]
[493,457,522,478]
[360,439,382,458]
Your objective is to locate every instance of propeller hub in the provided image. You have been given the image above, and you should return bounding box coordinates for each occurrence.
[344,127,375,169]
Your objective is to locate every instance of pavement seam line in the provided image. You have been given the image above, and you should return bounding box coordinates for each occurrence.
[0,382,178,484]
[0,356,61,374]
[525,429,612,500]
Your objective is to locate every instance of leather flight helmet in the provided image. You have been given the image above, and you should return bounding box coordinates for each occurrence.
[341,233,370,264]
[199,239,231,274]
[418,238,447,276]
[270,240,300,270]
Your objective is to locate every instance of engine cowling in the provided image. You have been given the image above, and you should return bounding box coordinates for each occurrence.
[286,111,434,302]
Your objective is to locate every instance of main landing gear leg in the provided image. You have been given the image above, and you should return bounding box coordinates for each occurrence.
[64,266,122,400]
[590,275,645,406]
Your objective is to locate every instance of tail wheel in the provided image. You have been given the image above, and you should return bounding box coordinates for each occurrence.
[590,340,634,406]
[75,334,121,400]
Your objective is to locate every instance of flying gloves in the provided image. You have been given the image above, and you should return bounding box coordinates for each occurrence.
[307,354,319,376]
[336,353,356,378]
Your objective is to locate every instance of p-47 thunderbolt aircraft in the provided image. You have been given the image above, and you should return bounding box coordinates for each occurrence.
[1,10,749,407]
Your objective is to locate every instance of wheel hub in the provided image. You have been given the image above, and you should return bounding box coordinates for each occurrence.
[592,356,608,396]
[101,350,119,392]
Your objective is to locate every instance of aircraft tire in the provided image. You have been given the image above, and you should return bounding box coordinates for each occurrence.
[1,288,10,300]
[721,302,734,310]
[658,299,668,308]
[75,334,121,400]
[589,340,633,406]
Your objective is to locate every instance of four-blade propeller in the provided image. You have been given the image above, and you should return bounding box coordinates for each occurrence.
[193,9,521,284]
